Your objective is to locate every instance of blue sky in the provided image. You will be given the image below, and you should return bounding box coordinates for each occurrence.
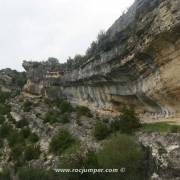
[0,0,134,71]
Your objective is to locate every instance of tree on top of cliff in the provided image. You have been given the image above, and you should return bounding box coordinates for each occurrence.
[47,57,59,64]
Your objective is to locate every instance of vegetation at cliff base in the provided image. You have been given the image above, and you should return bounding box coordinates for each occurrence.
[118,107,141,134]
[59,148,100,180]
[96,134,146,180]
[59,133,147,180]
[142,122,180,133]
[93,107,141,140]
[17,167,59,180]
[0,168,11,180]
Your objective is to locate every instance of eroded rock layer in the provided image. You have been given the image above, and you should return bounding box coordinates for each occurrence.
[23,0,180,118]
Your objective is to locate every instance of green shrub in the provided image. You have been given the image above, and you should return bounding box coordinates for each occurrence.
[0,115,5,124]
[60,146,99,180]
[10,143,41,162]
[110,119,121,132]
[44,110,70,124]
[0,91,11,103]
[10,145,24,162]
[60,143,84,169]
[21,128,31,139]
[44,98,53,106]
[0,123,13,138]
[7,130,25,147]
[93,122,110,140]
[15,73,27,88]
[16,119,29,128]
[59,100,73,114]
[0,139,4,147]
[59,113,70,124]
[49,129,75,155]
[24,144,41,161]
[76,118,82,126]
[20,128,39,143]
[11,71,27,89]
[44,110,61,124]
[97,134,145,180]
[119,107,141,134]
[6,113,16,123]
[0,104,11,115]
[0,168,11,180]
[28,133,39,143]
[23,101,33,112]
[76,106,93,119]
[17,167,59,180]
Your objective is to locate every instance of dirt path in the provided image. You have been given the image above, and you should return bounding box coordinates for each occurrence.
[141,116,180,125]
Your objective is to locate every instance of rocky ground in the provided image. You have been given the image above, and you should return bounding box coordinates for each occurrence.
[5,94,99,167]
[0,91,179,179]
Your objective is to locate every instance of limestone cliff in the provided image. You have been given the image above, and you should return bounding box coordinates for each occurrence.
[23,0,180,119]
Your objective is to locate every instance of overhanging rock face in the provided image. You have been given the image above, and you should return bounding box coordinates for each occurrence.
[23,0,180,118]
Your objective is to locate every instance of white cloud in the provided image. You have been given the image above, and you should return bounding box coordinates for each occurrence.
[0,0,134,71]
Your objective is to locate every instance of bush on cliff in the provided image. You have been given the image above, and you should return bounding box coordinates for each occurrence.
[49,129,75,155]
[12,71,27,88]
[20,127,31,139]
[0,103,11,115]
[59,113,70,123]
[44,110,59,124]
[16,118,29,128]
[76,106,93,119]
[0,115,5,124]
[93,122,110,140]
[59,100,74,114]
[23,100,33,112]
[0,123,13,138]
[7,129,25,147]
[44,110,70,124]
[24,144,41,161]
[10,144,24,162]
[28,132,39,143]
[0,91,11,103]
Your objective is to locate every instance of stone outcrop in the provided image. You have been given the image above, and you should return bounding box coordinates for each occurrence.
[138,132,180,180]
[23,0,180,119]
[0,68,26,95]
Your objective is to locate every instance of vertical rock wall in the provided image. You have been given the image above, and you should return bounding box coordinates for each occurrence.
[23,0,180,119]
